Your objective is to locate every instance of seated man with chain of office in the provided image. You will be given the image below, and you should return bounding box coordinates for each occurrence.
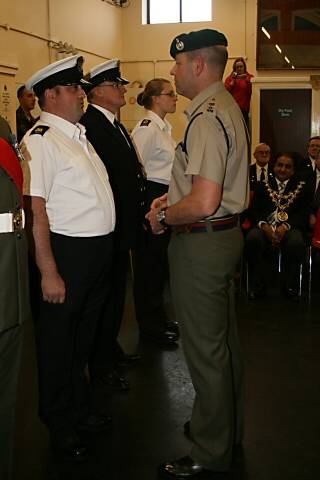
[245,152,313,300]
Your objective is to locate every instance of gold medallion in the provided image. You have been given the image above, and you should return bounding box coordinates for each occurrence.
[277,211,288,222]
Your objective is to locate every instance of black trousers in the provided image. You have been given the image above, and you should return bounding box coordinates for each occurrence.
[245,227,305,291]
[33,232,113,434]
[89,248,129,378]
[133,181,171,330]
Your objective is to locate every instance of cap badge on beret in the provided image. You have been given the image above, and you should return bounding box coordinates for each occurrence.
[176,38,184,52]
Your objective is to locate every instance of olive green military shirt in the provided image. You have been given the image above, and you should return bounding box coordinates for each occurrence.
[168,81,249,218]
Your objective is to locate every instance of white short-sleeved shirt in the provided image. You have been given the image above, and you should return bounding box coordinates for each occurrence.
[131,110,176,185]
[168,82,249,217]
[22,112,115,237]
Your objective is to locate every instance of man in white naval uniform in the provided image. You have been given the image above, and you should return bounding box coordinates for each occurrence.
[22,55,115,461]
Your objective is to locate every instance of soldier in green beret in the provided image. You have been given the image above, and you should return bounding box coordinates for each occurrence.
[147,28,249,477]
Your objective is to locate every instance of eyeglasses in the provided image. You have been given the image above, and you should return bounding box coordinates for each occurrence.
[100,82,123,89]
[256,150,270,155]
[159,92,177,98]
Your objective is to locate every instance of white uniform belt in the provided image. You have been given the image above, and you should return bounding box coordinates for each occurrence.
[0,209,25,233]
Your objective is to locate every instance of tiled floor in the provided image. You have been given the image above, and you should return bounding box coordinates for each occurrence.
[13,276,320,480]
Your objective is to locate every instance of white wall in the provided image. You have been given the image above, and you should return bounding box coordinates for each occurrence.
[121,0,255,141]
[1,0,319,144]
[0,0,122,129]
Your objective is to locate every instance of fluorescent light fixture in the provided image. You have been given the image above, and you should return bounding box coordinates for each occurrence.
[275,44,282,54]
[285,56,290,64]
[261,27,271,39]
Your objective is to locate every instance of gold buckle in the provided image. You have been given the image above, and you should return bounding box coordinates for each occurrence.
[12,210,23,231]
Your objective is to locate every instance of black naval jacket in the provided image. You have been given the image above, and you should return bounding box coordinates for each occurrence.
[250,176,313,233]
[81,104,146,250]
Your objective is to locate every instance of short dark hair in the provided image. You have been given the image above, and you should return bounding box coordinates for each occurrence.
[274,151,304,171]
[17,85,26,99]
[309,136,320,144]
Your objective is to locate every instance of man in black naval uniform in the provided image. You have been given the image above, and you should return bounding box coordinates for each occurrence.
[0,135,30,480]
[82,60,154,396]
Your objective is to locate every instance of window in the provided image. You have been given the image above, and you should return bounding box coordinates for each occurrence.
[145,0,212,25]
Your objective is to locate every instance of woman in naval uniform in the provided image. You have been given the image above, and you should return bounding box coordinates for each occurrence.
[131,78,178,345]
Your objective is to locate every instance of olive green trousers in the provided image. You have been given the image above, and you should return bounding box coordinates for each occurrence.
[0,325,23,480]
[168,226,244,471]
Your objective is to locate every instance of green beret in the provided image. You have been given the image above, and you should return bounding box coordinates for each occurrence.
[170,29,228,59]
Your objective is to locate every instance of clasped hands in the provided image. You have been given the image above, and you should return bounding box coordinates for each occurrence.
[145,193,168,235]
[261,223,288,246]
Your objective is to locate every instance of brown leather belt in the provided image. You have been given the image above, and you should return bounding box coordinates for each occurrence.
[173,214,239,234]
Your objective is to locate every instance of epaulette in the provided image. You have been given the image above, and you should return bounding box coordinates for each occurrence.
[140,119,151,127]
[30,125,50,136]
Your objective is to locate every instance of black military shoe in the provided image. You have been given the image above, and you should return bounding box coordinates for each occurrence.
[140,328,179,346]
[158,455,220,478]
[77,414,112,433]
[96,369,130,392]
[51,430,88,462]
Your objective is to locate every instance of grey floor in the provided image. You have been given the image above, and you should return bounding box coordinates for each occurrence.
[13,270,320,480]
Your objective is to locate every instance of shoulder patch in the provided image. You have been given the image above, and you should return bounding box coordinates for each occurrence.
[30,125,50,136]
[140,119,151,127]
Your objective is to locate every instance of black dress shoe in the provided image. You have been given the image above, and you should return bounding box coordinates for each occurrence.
[284,287,299,302]
[166,320,180,335]
[51,431,88,462]
[248,288,265,300]
[140,328,179,346]
[96,370,130,392]
[77,414,112,433]
[158,455,217,478]
[116,353,141,369]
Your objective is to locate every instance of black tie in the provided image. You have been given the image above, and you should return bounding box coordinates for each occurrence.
[114,119,122,133]
[114,119,131,148]
[260,168,265,182]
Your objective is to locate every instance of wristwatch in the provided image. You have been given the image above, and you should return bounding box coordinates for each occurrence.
[156,208,169,227]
